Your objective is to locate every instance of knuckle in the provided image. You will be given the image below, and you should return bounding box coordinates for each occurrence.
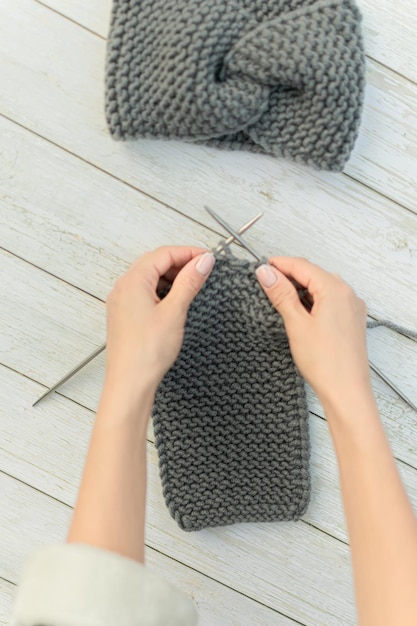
[176,274,200,297]
[185,274,202,295]
[271,285,297,308]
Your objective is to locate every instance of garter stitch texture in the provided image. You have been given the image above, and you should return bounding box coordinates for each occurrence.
[152,254,310,532]
[105,0,366,171]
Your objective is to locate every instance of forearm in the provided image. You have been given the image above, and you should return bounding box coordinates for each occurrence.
[67,378,156,563]
[322,388,417,626]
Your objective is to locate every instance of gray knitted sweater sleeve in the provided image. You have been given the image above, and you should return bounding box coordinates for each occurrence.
[10,544,198,626]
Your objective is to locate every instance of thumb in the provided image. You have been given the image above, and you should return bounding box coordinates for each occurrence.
[256,263,308,323]
[164,252,216,313]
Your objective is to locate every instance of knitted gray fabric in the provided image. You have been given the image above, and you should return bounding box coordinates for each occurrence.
[105,0,365,171]
[152,254,310,532]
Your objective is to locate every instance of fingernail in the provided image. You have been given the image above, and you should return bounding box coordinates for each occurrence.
[256,264,278,288]
[196,252,216,276]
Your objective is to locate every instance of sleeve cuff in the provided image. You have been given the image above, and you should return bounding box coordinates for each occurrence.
[11,543,198,626]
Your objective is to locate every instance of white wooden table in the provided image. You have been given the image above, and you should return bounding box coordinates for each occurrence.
[1,1,417,624]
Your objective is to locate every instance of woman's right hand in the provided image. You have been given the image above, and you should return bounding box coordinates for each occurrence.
[256,257,371,406]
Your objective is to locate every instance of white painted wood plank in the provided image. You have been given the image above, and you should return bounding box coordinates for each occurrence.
[0,115,219,303]
[40,0,112,37]
[359,0,417,82]
[0,474,296,626]
[1,109,417,343]
[0,578,15,626]
[1,0,417,227]
[349,61,417,209]
[41,0,417,86]
[0,370,357,626]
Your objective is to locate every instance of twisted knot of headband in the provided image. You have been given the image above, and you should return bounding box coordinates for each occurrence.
[106,0,365,171]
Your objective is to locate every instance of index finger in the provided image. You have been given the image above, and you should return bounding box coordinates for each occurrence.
[268,256,335,296]
[131,245,209,284]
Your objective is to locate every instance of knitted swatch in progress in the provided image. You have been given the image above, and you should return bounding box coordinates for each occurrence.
[152,255,310,532]
[105,0,365,172]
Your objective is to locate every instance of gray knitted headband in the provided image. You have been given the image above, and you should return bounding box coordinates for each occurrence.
[106,0,365,171]
[152,254,310,532]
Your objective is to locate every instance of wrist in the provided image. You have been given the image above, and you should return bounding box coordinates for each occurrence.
[98,371,158,432]
[319,383,382,443]
[318,375,375,417]
[103,358,160,400]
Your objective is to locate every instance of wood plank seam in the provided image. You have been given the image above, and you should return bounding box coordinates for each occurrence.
[147,544,307,625]
[0,111,233,241]
[32,0,101,39]
[1,109,414,271]
[0,242,105,304]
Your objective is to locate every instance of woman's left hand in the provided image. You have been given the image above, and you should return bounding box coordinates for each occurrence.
[104,246,216,398]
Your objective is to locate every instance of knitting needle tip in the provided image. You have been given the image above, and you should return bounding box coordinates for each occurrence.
[205,206,262,262]
[32,342,106,407]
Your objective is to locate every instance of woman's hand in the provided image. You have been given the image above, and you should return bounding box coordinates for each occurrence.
[69,248,214,561]
[256,257,370,406]
[256,258,417,626]
[104,246,215,398]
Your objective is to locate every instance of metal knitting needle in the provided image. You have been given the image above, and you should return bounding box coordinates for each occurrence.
[205,206,262,262]
[214,211,263,253]
[206,206,317,312]
[207,209,415,409]
[33,214,263,408]
[369,359,417,413]
[32,342,106,407]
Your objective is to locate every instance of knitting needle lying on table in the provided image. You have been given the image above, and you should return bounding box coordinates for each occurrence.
[32,214,264,408]
[32,342,106,407]
[369,360,417,413]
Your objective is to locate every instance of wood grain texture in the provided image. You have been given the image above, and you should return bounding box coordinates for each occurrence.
[0,474,298,626]
[39,0,417,85]
[1,111,417,335]
[0,578,15,626]
[1,0,417,220]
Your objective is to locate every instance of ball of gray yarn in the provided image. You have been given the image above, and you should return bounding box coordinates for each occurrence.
[152,255,310,532]
[106,0,365,171]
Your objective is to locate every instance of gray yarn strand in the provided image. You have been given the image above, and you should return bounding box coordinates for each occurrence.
[105,0,366,172]
[367,319,417,343]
